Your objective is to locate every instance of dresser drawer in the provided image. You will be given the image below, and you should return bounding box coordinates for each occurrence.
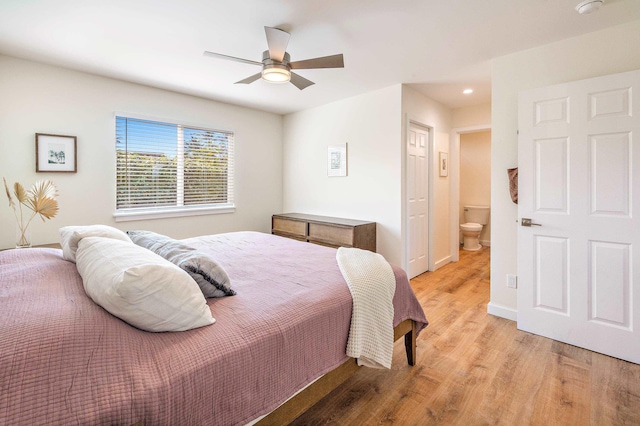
[272,213,376,252]
[273,231,306,242]
[308,239,342,249]
[272,217,307,237]
[308,223,354,246]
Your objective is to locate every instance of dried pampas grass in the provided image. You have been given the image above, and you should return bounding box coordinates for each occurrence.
[4,178,59,247]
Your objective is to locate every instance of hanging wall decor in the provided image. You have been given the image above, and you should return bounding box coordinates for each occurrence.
[36,133,77,173]
[507,167,518,204]
[327,144,348,177]
[439,151,448,177]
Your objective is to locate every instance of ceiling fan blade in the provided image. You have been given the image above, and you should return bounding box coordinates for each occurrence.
[290,72,315,90]
[235,73,262,85]
[264,26,290,62]
[203,51,262,66]
[289,54,344,70]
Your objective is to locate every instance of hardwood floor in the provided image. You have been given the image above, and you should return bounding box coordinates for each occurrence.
[291,247,640,425]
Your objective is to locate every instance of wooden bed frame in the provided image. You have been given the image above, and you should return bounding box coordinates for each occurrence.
[130,320,416,426]
[256,319,417,425]
[29,244,417,425]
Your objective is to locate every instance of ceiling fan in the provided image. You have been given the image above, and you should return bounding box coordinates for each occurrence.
[203,26,344,90]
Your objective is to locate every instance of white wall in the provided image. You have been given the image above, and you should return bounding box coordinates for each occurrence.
[460,130,491,245]
[282,85,403,265]
[401,85,452,269]
[452,103,491,129]
[490,20,640,319]
[282,84,453,271]
[0,55,283,249]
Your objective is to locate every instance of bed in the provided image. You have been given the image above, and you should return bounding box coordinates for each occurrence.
[0,231,428,425]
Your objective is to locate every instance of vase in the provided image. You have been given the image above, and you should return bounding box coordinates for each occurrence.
[16,224,31,248]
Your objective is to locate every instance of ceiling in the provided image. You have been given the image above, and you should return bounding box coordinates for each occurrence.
[1,0,639,115]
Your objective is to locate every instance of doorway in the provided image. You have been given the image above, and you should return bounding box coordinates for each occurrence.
[459,130,492,248]
[450,124,492,262]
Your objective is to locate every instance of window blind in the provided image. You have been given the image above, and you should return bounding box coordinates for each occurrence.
[116,116,234,211]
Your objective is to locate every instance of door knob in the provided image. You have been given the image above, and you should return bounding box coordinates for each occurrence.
[521,218,542,227]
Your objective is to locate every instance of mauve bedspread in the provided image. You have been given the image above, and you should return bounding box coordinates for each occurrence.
[0,231,428,425]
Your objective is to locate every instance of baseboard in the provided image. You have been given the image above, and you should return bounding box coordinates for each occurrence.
[433,255,451,271]
[487,302,517,322]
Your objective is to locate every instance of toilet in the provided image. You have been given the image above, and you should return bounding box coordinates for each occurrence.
[460,205,490,251]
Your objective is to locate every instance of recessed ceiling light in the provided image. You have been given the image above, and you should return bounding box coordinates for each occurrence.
[463,89,473,94]
[576,0,603,14]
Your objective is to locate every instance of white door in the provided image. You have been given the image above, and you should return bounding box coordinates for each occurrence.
[517,69,640,363]
[407,122,429,278]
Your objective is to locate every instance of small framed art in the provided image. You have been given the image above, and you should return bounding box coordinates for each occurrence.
[328,144,347,177]
[439,151,448,177]
[36,133,77,172]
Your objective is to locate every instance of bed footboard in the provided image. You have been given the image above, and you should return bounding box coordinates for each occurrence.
[256,320,417,425]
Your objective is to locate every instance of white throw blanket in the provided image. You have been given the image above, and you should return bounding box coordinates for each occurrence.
[336,247,396,369]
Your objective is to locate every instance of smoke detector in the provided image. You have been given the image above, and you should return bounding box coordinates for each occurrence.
[576,0,604,14]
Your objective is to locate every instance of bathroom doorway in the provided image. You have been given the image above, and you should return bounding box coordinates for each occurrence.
[450,124,491,262]
[459,130,491,249]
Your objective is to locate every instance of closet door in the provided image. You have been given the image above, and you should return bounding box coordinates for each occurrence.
[407,122,429,278]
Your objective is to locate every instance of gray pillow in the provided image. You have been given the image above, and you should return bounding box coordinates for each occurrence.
[126,230,235,298]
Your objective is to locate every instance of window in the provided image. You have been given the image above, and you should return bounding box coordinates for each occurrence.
[115,116,234,221]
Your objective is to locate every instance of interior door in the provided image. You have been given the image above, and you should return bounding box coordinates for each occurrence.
[517,69,640,363]
[407,122,429,278]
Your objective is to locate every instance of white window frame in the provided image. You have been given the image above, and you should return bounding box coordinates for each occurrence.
[113,112,235,222]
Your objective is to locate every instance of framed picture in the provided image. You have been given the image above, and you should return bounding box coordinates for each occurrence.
[36,133,77,172]
[439,151,448,177]
[327,144,348,177]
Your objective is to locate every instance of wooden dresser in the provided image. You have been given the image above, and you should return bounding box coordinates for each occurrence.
[272,213,376,252]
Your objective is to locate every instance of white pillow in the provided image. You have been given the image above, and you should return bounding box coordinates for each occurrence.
[60,225,132,262]
[75,237,215,332]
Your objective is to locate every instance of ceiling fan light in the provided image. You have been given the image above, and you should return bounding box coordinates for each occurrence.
[262,66,291,83]
[575,0,603,14]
